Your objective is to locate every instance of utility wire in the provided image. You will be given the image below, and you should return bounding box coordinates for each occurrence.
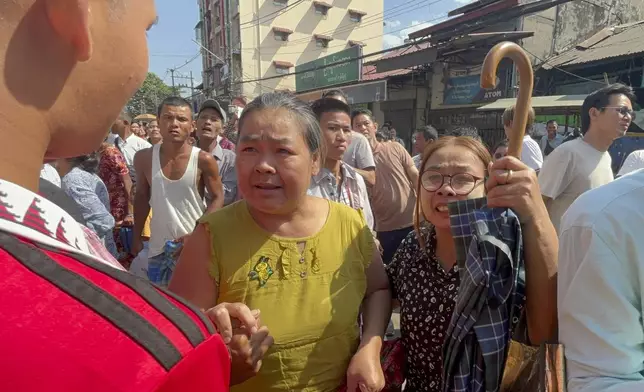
[249,0,440,47]
[241,12,448,55]
[171,52,201,71]
[235,35,433,85]
[239,0,307,27]
[522,47,606,85]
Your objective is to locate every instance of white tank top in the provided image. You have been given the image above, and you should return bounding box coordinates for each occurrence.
[148,144,205,257]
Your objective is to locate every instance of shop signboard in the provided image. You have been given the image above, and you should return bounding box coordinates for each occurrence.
[443,67,508,105]
[295,46,362,92]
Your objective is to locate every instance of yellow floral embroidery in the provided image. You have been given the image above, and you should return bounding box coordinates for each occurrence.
[249,256,274,287]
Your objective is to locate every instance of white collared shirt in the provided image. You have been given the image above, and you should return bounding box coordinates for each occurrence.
[558,169,644,391]
[521,135,543,170]
[308,163,374,230]
[113,134,151,166]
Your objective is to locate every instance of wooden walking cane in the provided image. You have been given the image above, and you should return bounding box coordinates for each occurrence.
[481,42,565,392]
[481,41,533,159]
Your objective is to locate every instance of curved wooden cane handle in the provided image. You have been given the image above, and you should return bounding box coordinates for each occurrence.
[481,42,534,159]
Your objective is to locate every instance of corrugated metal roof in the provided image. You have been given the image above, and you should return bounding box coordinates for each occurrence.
[543,21,644,69]
[477,95,587,111]
[361,64,412,81]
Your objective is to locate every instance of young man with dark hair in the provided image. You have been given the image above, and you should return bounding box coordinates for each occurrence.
[539,83,635,232]
[557,87,642,392]
[412,125,439,169]
[540,119,563,156]
[322,89,377,187]
[0,1,273,390]
[322,89,350,103]
[132,97,225,286]
[196,99,237,206]
[308,98,374,230]
[352,109,418,264]
[502,105,543,170]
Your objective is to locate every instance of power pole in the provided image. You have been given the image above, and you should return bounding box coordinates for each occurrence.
[190,71,195,98]
[170,69,176,90]
[226,0,235,98]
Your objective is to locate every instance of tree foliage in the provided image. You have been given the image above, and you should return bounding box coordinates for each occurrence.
[126,72,180,118]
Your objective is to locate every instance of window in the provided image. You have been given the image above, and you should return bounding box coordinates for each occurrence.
[348,10,367,23]
[273,61,293,75]
[273,27,292,41]
[273,0,287,5]
[316,38,329,48]
[274,31,289,41]
[314,4,329,16]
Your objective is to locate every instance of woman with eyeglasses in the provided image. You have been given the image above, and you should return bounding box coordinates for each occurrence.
[385,136,558,391]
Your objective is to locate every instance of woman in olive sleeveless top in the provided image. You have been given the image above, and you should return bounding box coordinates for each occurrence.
[170,92,392,392]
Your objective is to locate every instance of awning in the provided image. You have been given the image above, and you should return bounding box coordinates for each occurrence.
[367,31,532,73]
[348,9,367,15]
[477,95,587,111]
[273,60,294,68]
[542,21,644,69]
[313,1,332,8]
[314,34,333,41]
[272,27,293,34]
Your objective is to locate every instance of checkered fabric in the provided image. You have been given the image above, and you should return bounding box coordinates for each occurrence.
[442,198,527,392]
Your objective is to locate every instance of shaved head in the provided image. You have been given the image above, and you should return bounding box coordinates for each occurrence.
[0,0,157,190]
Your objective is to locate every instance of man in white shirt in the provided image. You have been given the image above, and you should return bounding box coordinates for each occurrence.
[321,89,377,187]
[412,125,438,169]
[40,163,61,187]
[558,169,644,392]
[540,120,564,157]
[539,84,635,233]
[618,149,644,177]
[502,105,543,170]
[110,111,151,166]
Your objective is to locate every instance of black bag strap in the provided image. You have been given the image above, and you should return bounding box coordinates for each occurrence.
[0,233,183,371]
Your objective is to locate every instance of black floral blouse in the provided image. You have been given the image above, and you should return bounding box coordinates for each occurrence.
[385,224,459,392]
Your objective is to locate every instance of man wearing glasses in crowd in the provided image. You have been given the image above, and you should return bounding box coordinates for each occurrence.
[538,83,636,233]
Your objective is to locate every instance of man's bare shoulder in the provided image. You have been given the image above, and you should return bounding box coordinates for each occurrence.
[134,146,154,161]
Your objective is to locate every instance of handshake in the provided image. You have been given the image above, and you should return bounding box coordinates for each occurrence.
[205,302,275,385]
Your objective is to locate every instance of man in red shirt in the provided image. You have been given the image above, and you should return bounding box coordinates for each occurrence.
[0,1,271,390]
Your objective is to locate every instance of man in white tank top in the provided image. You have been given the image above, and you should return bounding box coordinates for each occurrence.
[132,97,224,286]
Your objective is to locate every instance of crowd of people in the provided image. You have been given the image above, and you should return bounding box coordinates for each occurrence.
[3,1,644,392]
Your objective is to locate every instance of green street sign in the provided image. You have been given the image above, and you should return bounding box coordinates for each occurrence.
[295,46,362,92]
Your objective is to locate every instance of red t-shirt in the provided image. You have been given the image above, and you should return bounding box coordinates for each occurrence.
[0,233,230,391]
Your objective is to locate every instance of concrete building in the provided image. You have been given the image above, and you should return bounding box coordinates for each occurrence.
[196,0,384,100]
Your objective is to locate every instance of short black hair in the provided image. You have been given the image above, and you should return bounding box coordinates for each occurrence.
[351,109,375,125]
[375,131,387,142]
[322,89,348,102]
[493,139,509,152]
[157,96,193,117]
[445,125,482,142]
[581,83,636,134]
[417,125,438,142]
[546,119,557,126]
[310,98,351,121]
[69,153,99,174]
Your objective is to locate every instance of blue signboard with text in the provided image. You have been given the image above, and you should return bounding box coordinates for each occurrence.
[443,73,506,105]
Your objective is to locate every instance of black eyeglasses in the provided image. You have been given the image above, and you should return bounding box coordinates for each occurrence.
[420,170,484,195]
[604,106,636,120]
